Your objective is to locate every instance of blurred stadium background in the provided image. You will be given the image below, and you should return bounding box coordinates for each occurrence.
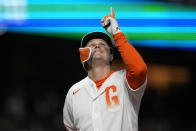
[1,0,196,131]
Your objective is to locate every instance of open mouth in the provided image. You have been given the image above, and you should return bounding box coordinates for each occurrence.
[95,51,101,53]
[94,49,102,53]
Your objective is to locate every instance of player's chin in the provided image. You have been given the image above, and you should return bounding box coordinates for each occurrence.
[93,54,102,59]
[93,57,102,61]
[92,55,105,62]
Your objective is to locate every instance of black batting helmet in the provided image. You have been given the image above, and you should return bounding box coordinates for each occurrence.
[81,32,113,48]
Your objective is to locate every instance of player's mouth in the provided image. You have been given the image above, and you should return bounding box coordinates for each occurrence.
[95,51,101,53]
[93,50,103,58]
[94,49,103,53]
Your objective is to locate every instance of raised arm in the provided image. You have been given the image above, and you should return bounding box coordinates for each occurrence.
[114,32,147,89]
[101,7,147,90]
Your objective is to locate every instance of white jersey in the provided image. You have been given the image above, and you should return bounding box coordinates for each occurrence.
[63,69,147,131]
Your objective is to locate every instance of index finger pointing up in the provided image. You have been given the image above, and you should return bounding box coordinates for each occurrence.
[111,7,115,18]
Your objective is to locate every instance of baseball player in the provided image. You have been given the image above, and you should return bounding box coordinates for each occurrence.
[63,7,147,131]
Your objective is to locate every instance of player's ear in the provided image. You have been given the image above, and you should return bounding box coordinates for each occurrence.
[110,53,113,62]
[109,47,113,61]
[109,54,113,66]
[110,47,113,55]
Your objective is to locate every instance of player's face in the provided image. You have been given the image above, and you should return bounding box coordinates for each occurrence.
[86,39,113,64]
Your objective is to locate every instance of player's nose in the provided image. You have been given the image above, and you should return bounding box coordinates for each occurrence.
[94,43,100,48]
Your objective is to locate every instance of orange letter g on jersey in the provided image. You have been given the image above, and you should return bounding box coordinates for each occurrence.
[105,85,120,109]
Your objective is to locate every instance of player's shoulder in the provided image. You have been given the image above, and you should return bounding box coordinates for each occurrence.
[115,69,126,74]
[112,69,127,78]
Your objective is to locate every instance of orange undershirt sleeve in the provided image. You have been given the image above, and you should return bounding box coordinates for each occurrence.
[113,32,147,90]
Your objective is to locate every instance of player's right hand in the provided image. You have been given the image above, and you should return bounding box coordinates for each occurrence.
[79,47,93,63]
[101,7,121,36]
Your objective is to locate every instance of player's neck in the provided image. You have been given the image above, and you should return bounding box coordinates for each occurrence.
[88,65,111,81]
